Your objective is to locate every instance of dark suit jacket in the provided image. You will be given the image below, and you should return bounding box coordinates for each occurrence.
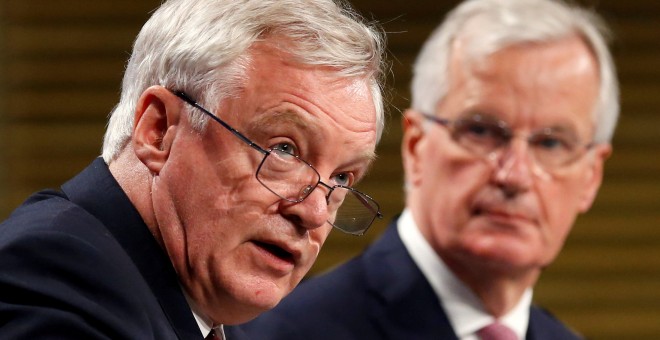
[235,219,582,340]
[0,159,203,339]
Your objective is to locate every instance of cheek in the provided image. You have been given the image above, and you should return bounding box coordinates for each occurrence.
[304,225,333,264]
[166,153,275,256]
[535,178,583,249]
[418,144,488,210]
[284,225,332,293]
[185,151,269,218]
[413,142,491,244]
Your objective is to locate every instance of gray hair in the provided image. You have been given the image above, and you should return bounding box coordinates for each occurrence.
[102,0,386,163]
[411,0,619,143]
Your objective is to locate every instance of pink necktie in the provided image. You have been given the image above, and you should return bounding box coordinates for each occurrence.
[477,322,518,340]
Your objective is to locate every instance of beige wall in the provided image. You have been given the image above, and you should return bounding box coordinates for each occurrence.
[1,0,659,338]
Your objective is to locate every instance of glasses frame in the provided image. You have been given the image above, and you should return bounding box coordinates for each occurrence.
[419,112,595,171]
[170,90,382,235]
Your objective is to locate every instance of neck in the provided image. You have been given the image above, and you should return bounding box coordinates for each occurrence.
[108,147,160,243]
[442,254,540,317]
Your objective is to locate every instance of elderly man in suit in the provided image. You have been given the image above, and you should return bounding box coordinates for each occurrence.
[238,0,618,339]
[0,0,386,338]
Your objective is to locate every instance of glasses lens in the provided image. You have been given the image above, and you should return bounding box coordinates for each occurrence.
[328,187,380,235]
[257,149,380,235]
[426,112,589,174]
[453,117,509,157]
[528,129,581,169]
[257,149,320,202]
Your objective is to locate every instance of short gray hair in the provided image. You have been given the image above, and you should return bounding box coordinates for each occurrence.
[411,0,619,143]
[102,0,386,162]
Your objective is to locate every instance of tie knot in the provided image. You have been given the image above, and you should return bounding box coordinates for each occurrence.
[205,329,222,340]
[477,322,517,340]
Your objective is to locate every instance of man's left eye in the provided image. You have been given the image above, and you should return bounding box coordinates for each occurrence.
[331,172,353,187]
[532,134,573,151]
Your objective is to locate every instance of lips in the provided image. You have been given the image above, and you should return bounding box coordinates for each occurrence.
[253,240,295,263]
[473,204,535,225]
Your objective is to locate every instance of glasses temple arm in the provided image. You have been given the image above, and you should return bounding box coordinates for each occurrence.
[352,189,383,218]
[171,90,268,156]
[420,112,450,127]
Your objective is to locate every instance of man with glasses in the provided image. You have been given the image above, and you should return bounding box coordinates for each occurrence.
[0,0,385,338]
[239,0,618,339]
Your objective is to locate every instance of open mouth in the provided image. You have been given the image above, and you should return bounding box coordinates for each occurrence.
[253,241,294,263]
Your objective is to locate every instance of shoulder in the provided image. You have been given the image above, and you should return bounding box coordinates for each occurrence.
[528,306,584,340]
[0,189,130,267]
[0,190,170,338]
[237,258,371,339]
[276,224,405,311]
[2,189,99,235]
[274,253,369,315]
[235,240,378,338]
[236,228,402,339]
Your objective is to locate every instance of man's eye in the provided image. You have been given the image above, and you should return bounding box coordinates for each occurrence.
[457,121,504,141]
[533,135,572,151]
[331,172,353,187]
[538,137,561,149]
[530,128,577,151]
[271,142,298,156]
[467,123,490,136]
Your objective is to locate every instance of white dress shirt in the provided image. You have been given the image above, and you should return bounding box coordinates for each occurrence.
[183,289,226,339]
[397,209,532,340]
[191,309,225,340]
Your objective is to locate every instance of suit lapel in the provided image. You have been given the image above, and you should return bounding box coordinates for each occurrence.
[526,306,582,340]
[527,308,548,340]
[62,159,202,339]
[363,222,459,340]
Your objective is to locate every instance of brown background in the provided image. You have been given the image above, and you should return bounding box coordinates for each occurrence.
[0,1,658,338]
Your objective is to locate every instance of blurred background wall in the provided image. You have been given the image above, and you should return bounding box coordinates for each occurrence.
[0,0,658,338]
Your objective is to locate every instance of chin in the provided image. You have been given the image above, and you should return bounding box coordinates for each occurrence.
[462,235,542,269]
[216,275,291,324]
[219,294,284,325]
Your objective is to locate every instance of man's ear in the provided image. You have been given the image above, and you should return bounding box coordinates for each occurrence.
[132,86,182,174]
[578,143,612,212]
[401,109,426,187]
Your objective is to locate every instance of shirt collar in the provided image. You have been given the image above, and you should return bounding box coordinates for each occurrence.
[397,208,531,340]
[182,289,226,340]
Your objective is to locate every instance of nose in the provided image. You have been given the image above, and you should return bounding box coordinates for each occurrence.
[280,184,329,230]
[491,138,535,196]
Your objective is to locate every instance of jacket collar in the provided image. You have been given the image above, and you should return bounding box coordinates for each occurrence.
[362,221,458,340]
[61,158,201,339]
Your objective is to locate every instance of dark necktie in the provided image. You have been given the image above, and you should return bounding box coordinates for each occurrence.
[205,328,222,340]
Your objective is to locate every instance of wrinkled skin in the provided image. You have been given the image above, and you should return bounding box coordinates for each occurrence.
[115,41,378,324]
[403,35,610,315]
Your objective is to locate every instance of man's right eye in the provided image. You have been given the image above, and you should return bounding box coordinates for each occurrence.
[459,121,502,141]
[271,142,298,157]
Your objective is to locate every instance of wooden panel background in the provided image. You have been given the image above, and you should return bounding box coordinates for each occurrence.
[0,1,658,338]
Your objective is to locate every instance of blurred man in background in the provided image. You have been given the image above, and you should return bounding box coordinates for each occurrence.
[239,0,618,338]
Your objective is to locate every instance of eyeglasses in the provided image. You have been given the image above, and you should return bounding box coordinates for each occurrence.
[420,112,594,172]
[171,90,382,235]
